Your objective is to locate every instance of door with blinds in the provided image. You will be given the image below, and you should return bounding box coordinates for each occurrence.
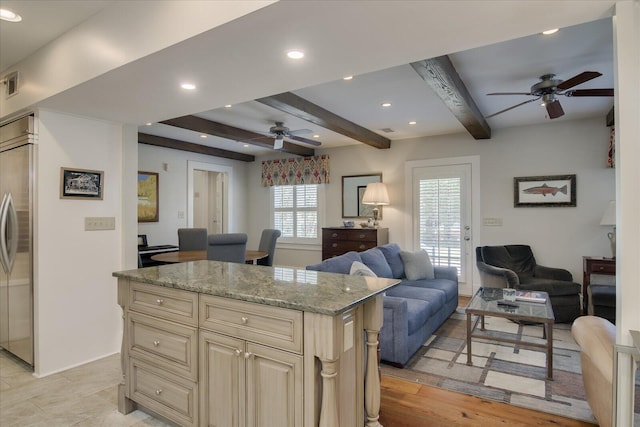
[407,159,476,295]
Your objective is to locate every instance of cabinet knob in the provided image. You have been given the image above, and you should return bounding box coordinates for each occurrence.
[235,349,242,357]
[359,234,365,239]
[332,243,338,248]
[359,244,365,249]
[155,389,163,395]
[156,299,164,305]
[153,340,160,347]
[241,316,249,324]
[244,351,253,359]
[332,233,338,238]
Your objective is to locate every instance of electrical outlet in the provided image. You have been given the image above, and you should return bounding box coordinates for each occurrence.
[483,218,503,226]
[85,217,116,231]
[178,211,185,219]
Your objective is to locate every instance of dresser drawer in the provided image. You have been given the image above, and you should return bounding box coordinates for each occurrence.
[129,281,198,326]
[199,295,303,354]
[323,228,378,242]
[129,312,198,380]
[129,358,197,427]
[324,240,376,254]
[588,261,616,275]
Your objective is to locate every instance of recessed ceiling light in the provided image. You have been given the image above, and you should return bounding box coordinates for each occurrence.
[313,134,320,138]
[0,8,22,22]
[181,83,196,90]
[343,76,353,81]
[224,104,232,108]
[381,102,392,108]
[286,50,304,59]
[243,144,249,148]
[409,121,417,125]
[145,122,152,126]
[200,135,207,138]
[542,28,559,35]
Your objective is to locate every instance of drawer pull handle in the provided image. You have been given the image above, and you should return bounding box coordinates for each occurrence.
[599,267,604,270]
[153,340,160,347]
[241,316,249,324]
[235,349,242,357]
[156,299,164,305]
[155,389,163,395]
[359,234,365,239]
[359,244,366,249]
[332,233,338,238]
[244,351,253,359]
[332,243,338,248]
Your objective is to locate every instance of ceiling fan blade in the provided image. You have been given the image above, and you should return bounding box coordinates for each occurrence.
[564,88,614,97]
[289,134,322,146]
[546,100,565,119]
[556,71,602,90]
[485,97,541,118]
[288,128,312,136]
[486,92,533,96]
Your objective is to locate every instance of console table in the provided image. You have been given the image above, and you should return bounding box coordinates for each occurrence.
[582,256,616,315]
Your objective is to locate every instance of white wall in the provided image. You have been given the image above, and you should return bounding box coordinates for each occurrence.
[35,110,123,376]
[137,144,249,246]
[248,117,614,287]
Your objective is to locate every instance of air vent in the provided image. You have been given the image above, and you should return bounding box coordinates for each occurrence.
[3,71,19,98]
[379,128,395,133]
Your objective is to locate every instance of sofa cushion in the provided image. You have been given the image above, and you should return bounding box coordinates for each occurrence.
[402,278,458,302]
[378,243,405,279]
[400,249,434,280]
[306,251,362,274]
[386,284,446,308]
[359,248,393,278]
[404,298,432,335]
[350,261,377,277]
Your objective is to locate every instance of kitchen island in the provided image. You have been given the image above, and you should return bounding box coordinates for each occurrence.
[113,260,399,427]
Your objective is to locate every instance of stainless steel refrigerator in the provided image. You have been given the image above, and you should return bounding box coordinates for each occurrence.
[0,115,35,367]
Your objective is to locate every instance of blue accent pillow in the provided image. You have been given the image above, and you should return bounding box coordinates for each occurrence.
[306,251,363,274]
[378,243,405,278]
[359,248,393,278]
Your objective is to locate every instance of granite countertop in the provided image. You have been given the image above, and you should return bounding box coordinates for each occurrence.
[113,261,400,316]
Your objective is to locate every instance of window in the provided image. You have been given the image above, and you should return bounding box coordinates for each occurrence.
[272,185,321,244]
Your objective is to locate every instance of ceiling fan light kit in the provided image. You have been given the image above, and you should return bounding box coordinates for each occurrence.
[486,71,613,120]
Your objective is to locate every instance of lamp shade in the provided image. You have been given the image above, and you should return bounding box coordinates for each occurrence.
[362,182,390,206]
[600,200,616,226]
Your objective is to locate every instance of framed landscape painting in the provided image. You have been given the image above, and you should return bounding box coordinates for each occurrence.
[514,174,576,207]
[138,171,159,222]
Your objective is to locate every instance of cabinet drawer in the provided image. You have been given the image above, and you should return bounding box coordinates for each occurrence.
[324,240,375,253]
[129,281,198,326]
[323,228,377,242]
[200,295,303,354]
[129,312,197,380]
[589,261,616,275]
[129,358,197,427]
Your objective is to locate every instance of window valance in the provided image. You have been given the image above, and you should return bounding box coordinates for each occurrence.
[262,155,330,187]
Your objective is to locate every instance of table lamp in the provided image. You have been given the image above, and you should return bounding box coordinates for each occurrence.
[362,182,390,227]
[599,200,616,258]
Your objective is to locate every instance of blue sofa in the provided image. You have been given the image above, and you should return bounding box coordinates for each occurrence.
[307,243,458,367]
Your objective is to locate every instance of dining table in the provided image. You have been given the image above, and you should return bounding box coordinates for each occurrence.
[150,250,268,264]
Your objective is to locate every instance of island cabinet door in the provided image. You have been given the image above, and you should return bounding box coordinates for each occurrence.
[200,330,245,427]
[245,342,303,427]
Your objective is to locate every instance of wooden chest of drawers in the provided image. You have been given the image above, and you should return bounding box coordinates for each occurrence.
[322,227,388,260]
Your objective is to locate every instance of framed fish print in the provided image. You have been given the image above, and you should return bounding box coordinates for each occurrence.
[514,174,576,207]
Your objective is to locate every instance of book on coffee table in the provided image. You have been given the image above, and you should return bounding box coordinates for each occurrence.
[515,291,547,303]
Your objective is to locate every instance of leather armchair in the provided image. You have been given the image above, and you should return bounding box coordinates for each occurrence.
[476,245,581,322]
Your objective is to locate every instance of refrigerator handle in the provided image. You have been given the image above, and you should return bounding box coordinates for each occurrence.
[0,193,8,274]
[0,193,18,274]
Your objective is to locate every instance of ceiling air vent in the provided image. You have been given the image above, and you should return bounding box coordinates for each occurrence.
[379,128,395,133]
[3,71,19,98]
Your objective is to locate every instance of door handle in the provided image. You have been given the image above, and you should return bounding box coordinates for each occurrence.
[2,194,19,274]
[0,193,8,274]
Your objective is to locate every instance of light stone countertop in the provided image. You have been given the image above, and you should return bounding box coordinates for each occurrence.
[113,260,400,316]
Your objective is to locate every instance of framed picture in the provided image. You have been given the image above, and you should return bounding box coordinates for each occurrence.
[138,171,159,222]
[514,174,576,207]
[60,167,104,200]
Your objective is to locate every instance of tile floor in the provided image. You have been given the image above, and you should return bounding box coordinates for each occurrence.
[0,350,174,426]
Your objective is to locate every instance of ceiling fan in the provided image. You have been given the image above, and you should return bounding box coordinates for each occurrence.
[485,71,614,120]
[267,122,322,150]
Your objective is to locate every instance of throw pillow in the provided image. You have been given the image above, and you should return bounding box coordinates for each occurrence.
[349,261,378,277]
[399,249,434,280]
[359,248,393,278]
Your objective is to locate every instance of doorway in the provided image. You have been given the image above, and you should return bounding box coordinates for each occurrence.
[405,156,480,296]
[187,161,232,233]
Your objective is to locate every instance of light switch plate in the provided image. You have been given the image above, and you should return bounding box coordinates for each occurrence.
[483,217,503,226]
[85,217,116,231]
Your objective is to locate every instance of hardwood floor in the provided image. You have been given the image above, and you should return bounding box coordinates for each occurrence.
[378,294,596,427]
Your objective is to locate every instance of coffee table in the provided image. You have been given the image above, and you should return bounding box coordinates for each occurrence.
[465,287,555,380]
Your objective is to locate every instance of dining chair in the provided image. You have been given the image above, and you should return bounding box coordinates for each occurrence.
[206,233,248,263]
[257,229,281,266]
[178,228,208,251]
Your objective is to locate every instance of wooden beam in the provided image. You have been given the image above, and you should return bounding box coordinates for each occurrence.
[160,115,314,157]
[411,56,491,140]
[256,92,391,149]
[138,133,255,162]
[606,106,615,127]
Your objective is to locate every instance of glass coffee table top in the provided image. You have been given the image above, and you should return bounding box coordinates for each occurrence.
[466,287,554,322]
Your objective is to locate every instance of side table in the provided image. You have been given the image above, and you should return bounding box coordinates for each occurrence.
[582,256,616,315]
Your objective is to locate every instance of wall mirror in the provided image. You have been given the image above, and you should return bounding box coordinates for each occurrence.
[342,173,382,218]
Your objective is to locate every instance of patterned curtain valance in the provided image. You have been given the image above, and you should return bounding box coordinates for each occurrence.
[262,155,330,186]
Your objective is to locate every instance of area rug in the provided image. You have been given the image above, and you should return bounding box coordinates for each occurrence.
[381,310,601,422]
